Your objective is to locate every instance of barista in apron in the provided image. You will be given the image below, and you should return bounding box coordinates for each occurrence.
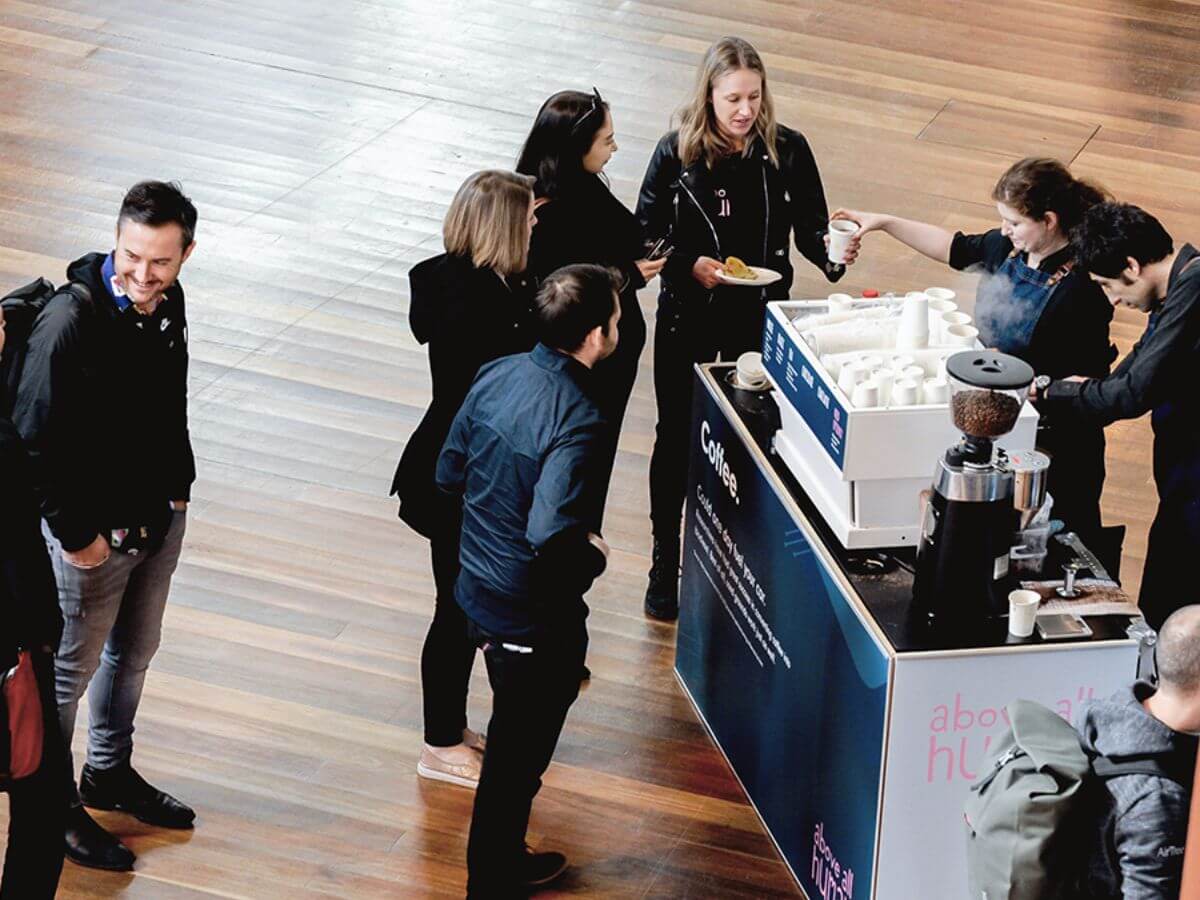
[1037,203,1200,630]
[836,158,1116,537]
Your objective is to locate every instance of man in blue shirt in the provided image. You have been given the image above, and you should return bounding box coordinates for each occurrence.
[437,264,621,897]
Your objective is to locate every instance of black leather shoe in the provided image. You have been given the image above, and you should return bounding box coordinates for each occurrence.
[643,538,680,621]
[519,847,568,886]
[80,762,196,829]
[64,804,136,871]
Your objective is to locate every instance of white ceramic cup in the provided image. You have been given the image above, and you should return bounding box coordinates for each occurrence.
[891,378,921,407]
[736,351,766,388]
[1008,589,1041,638]
[838,361,867,396]
[939,310,973,342]
[871,367,896,404]
[923,377,949,404]
[851,380,880,408]
[945,323,980,347]
[827,219,859,264]
[925,287,957,303]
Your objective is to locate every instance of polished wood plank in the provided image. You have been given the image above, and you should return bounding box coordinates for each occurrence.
[1,0,1193,895]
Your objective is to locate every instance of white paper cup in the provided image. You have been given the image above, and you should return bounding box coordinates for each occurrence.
[927,298,958,331]
[827,292,854,309]
[891,378,921,407]
[827,219,859,264]
[736,351,766,388]
[899,364,925,383]
[821,354,841,378]
[838,362,867,396]
[945,323,980,347]
[939,310,972,342]
[922,377,949,404]
[851,380,880,408]
[897,293,930,350]
[925,287,957,303]
[1008,589,1041,638]
[859,354,884,371]
[871,367,896,404]
[891,354,916,371]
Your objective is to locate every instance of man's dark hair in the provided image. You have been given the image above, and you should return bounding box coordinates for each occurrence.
[535,264,620,352]
[1157,605,1200,694]
[1073,202,1173,278]
[118,181,198,251]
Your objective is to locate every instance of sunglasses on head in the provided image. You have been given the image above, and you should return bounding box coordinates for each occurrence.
[570,87,605,135]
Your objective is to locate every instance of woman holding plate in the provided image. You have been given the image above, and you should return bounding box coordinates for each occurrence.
[636,35,856,620]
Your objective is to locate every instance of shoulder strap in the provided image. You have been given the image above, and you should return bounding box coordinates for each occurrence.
[1093,754,1186,786]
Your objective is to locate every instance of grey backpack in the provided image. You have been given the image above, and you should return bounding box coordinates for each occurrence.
[964,699,1179,900]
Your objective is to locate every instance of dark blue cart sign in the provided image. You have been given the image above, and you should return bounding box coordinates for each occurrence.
[763,315,848,469]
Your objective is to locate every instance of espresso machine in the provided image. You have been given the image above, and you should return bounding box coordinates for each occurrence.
[913,352,1049,629]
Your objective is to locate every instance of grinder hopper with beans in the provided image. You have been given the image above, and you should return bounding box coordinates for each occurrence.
[912,351,1050,630]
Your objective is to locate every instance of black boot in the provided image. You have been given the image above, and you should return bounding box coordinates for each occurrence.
[64,804,136,871]
[80,762,195,829]
[643,537,680,621]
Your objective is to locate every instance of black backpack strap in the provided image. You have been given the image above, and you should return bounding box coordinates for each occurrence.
[1093,754,1187,786]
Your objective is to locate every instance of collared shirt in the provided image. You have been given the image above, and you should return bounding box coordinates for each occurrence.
[436,343,606,639]
[100,251,132,311]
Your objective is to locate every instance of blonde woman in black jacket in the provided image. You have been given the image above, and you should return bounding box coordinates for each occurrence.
[636,36,857,620]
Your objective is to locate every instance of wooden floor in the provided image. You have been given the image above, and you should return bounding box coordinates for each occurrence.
[1,1,1197,897]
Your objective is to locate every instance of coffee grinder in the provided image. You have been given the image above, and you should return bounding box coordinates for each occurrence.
[913,351,1049,629]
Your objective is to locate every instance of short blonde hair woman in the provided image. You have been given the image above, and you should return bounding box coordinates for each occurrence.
[634,36,855,620]
[391,168,538,788]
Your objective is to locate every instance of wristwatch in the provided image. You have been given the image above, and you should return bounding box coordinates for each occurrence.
[1033,374,1052,401]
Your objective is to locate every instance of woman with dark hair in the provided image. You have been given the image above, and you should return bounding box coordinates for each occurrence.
[1,303,67,898]
[837,157,1117,537]
[390,169,539,788]
[635,37,853,621]
[516,88,663,529]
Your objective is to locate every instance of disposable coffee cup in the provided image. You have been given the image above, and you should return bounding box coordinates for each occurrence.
[827,219,859,264]
[827,292,854,309]
[837,362,866,396]
[891,378,921,407]
[736,351,767,388]
[899,364,925,383]
[897,293,930,350]
[922,377,949,404]
[891,354,916,371]
[871,367,896,404]
[1008,589,1041,638]
[945,323,979,348]
[851,380,880,408]
[859,354,884,371]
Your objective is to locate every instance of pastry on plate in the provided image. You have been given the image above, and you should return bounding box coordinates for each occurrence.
[723,256,757,280]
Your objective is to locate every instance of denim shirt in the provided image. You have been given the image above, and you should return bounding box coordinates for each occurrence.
[436,343,606,638]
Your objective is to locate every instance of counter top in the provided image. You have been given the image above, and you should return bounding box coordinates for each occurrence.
[704,364,1136,653]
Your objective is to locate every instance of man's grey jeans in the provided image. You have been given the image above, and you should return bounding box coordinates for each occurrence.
[43,510,186,801]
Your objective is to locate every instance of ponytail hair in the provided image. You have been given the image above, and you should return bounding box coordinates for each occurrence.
[992,158,1110,237]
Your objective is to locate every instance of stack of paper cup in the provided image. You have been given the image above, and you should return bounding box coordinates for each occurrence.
[891,354,916,371]
[837,361,867,397]
[851,380,880,408]
[899,364,925,383]
[896,292,930,350]
[872,367,896,404]
[891,378,921,407]
[923,377,949,404]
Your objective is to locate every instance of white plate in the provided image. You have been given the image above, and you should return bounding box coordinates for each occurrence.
[716,266,782,287]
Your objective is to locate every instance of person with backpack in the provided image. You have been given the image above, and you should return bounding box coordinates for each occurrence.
[1076,604,1200,899]
[1,305,67,899]
[11,181,199,871]
[1033,203,1200,630]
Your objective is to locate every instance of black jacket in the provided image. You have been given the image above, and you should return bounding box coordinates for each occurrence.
[636,125,843,317]
[390,253,537,538]
[11,252,194,553]
[0,417,63,668]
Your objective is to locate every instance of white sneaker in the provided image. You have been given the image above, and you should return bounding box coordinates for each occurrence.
[417,744,482,788]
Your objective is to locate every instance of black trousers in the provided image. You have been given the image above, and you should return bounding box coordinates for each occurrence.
[649,298,764,542]
[1139,493,1200,631]
[2,650,67,900]
[421,529,477,747]
[586,292,646,531]
[1037,421,1106,540]
[464,615,587,898]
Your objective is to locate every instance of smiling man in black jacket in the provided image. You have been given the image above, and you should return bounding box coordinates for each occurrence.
[12,181,198,872]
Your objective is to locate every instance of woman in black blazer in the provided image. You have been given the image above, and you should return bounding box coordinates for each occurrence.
[390,170,538,788]
[517,88,664,528]
[636,37,854,620]
[1,304,67,899]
